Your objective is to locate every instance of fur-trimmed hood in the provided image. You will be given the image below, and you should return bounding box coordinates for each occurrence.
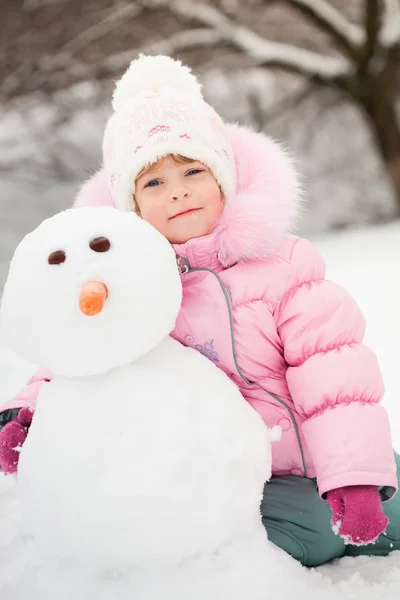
[74,123,303,267]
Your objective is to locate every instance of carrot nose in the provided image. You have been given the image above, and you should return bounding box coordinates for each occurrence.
[79,281,108,316]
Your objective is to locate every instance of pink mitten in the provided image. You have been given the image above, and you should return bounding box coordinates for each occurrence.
[0,407,34,474]
[327,485,389,546]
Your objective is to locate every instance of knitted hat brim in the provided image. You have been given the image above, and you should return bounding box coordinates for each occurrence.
[113,140,237,213]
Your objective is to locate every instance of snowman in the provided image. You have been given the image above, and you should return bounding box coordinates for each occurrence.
[1,207,280,597]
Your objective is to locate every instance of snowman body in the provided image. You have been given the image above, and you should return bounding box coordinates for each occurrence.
[2,207,277,594]
[19,336,271,571]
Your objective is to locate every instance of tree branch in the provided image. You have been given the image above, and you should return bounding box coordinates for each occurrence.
[40,3,143,70]
[1,28,224,98]
[148,0,353,82]
[380,0,400,46]
[284,0,365,57]
[103,28,225,74]
[2,0,357,101]
[361,0,383,67]
[0,2,143,100]
[230,29,352,80]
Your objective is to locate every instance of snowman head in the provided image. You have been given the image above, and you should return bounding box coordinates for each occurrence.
[1,207,182,376]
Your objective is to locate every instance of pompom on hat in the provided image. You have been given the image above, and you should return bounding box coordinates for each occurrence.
[103,54,237,212]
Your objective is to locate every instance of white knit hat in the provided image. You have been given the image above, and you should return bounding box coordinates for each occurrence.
[103,54,236,212]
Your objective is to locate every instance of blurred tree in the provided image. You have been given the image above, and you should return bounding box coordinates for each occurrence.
[1,0,400,216]
[283,0,400,211]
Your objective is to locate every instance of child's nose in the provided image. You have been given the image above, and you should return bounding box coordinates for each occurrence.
[171,190,190,201]
[171,187,190,201]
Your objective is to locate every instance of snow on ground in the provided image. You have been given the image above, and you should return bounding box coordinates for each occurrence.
[1,221,400,598]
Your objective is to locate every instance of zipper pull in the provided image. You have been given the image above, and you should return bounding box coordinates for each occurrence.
[176,256,190,276]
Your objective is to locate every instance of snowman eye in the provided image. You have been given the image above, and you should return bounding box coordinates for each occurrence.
[89,237,111,253]
[48,250,66,265]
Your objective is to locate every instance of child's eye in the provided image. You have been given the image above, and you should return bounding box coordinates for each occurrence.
[186,169,203,176]
[145,179,161,188]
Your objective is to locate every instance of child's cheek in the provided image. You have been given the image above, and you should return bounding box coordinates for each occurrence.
[140,201,166,230]
[210,188,224,217]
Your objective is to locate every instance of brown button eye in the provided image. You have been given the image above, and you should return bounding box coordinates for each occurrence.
[89,237,111,253]
[48,250,66,265]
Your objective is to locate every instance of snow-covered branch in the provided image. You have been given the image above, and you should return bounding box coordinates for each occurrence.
[380,0,400,46]
[40,3,143,70]
[148,0,352,81]
[286,0,365,52]
[103,28,224,74]
[0,3,142,99]
[29,28,223,90]
[228,29,351,80]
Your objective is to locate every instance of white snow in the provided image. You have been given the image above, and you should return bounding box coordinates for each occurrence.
[380,0,400,47]
[1,219,400,598]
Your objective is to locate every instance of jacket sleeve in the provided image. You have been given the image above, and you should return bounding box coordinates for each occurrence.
[274,237,397,500]
[0,368,53,413]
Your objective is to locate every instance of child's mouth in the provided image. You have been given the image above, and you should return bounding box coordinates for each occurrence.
[171,208,200,219]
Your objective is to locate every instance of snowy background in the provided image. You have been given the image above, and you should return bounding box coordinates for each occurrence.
[2,0,400,597]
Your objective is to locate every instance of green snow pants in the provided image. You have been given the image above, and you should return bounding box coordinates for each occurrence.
[261,452,400,568]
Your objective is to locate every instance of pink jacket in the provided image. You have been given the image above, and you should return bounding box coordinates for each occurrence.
[2,124,397,499]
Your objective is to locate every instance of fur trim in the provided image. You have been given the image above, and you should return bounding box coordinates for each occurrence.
[73,124,303,264]
[73,169,114,209]
[215,124,304,266]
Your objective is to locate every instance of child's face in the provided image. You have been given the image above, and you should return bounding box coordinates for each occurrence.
[134,156,224,244]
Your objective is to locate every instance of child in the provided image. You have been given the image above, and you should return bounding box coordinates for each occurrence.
[1,55,399,568]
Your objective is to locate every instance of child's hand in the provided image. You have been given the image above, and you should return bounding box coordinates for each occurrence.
[327,485,389,545]
[0,407,34,474]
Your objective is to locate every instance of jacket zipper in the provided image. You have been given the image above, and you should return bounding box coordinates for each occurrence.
[179,257,307,477]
